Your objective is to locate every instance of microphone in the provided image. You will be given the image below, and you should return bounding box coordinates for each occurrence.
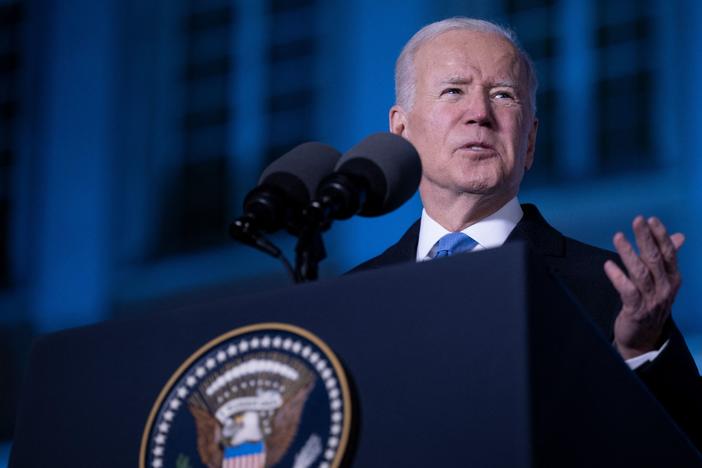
[230,142,341,252]
[311,133,421,222]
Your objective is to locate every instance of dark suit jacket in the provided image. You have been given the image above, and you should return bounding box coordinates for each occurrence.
[350,203,702,450]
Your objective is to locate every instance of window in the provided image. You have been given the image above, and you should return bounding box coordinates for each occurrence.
[263,0,320,164]
[154,0,234,255]
[152,0,322,257]
[499,0,659,182]
[594,0,655,173]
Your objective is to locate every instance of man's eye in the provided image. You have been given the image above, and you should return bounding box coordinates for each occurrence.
[441,88,462,96]
[493,91,515,100]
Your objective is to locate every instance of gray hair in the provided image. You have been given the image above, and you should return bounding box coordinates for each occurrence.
[395,17,538,114]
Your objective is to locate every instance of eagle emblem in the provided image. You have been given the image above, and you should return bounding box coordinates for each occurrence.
[140,324,351,468]
[189,352,315,467]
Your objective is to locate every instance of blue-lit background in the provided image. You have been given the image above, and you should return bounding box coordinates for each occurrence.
[1,0,701,461]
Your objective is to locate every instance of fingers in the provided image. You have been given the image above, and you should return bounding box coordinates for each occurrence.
[609,215,684,311]
[647,217,683,274]
[643,218,683,296]
[632,216,668,286]
[613,229,654,295]
[604,260,642,311]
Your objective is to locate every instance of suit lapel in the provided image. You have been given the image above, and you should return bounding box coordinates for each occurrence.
[377,219,421,264]
[348,219,420,272]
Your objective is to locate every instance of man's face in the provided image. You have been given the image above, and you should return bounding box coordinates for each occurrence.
[391,29,538,207]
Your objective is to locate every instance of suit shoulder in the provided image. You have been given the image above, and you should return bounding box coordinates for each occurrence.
[564,235,616,259]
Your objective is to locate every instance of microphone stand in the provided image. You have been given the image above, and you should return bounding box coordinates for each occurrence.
[293,200,330,282]
[294,176,366,282]
[294,225,326,282]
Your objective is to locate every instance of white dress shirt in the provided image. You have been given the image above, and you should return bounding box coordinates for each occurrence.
[415,196,663,369]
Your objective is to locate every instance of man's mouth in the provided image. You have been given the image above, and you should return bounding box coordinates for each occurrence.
[457,142,496,155]
[462,142,494,151]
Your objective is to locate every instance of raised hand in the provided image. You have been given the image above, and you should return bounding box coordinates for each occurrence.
[603,216,685,360]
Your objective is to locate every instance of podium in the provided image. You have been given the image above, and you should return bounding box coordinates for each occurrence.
[10,242,701,467]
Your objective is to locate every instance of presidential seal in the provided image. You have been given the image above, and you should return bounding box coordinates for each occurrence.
[140,323,351,468]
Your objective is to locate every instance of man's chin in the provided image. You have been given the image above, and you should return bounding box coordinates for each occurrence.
[453,177,503,195]
[420,174,513,199]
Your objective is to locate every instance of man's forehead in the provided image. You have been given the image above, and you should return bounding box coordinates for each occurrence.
[418,30,519,62]
[415,30,525,80]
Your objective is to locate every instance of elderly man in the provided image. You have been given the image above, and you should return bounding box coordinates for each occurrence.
[352,17,701,449]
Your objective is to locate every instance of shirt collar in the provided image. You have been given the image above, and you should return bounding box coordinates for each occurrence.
[416,197,523,261]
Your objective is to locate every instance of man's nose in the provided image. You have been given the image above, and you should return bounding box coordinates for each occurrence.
[462,91,494,127]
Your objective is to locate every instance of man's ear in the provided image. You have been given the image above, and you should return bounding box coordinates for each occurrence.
[525,117,538,170]
[389,105,407,136]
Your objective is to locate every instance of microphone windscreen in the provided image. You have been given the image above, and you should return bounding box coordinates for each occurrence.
[260,142,341,206]
[335,133,421,216]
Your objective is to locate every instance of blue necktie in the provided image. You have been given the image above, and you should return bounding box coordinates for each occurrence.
[434,232,478,258]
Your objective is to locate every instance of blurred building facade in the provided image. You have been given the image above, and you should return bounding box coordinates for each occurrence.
[1,0,702,453]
